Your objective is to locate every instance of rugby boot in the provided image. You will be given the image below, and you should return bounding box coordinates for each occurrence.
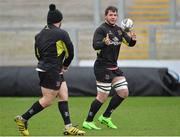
[98,115,117,129]
[14,115,29,136]
[64,125,85,135]
[82,121,101,130]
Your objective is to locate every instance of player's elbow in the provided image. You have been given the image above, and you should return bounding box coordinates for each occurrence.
[93,46,99,50]
[93,44,98,50]
[93,44,103,50]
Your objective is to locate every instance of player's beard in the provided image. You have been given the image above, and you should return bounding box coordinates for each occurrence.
[105,19,116,26]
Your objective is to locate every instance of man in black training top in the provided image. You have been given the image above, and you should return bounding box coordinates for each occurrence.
[83,6,136,130]
[14,4,85,136]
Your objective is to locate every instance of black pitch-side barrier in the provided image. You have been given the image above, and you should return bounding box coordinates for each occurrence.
[0,67,179,96]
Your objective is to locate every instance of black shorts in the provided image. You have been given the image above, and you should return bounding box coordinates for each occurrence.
[94,67,124,83]
[38,69,65,90]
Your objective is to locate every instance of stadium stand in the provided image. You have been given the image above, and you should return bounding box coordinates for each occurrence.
[0,0,179,66]
[0,0,180,97]
[120,0,171,59]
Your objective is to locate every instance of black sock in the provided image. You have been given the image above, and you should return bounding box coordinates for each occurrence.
[103,94,124,117]
[58,101,71,125]
[22,101,44,121]
[86,99,102,122]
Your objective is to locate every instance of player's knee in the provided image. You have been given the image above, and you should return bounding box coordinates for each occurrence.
[96,95,108,103]
[44,103,52,107]
[117,89,129,98]
[112,78,129,98]
[39,98,54,107]
[96,82,111,103]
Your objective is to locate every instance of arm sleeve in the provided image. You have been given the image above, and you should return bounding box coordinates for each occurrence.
[122,31,136,47]
[62,31,74,67]
[93,27,106,50]
[34,36,40,60]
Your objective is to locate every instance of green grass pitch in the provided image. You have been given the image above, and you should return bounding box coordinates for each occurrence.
[0,97,180,136]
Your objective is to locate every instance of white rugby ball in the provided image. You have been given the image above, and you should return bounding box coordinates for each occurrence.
[120,18,134,32]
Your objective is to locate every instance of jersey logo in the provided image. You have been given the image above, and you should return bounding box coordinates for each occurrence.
[110,36,121,46]
[113,37,119,42]
[105,74,110,80]
[118,30,122,35]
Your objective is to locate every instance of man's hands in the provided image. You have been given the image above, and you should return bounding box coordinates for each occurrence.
[129,32,136,41]
[104,31,136,46]
[104,33,111,46]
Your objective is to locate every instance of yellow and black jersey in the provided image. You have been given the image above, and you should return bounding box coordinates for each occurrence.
[93,22,136,68]
[34,24,74,71]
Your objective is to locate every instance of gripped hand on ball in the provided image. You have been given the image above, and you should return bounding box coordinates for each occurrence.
[130,32,136,40]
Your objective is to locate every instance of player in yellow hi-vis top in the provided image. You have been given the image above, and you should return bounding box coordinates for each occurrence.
[14,4,85,136]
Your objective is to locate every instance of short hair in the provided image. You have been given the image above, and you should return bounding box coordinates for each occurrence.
[105,6,118,16]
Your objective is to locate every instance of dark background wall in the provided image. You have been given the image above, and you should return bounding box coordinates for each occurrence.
[0,67,179,96]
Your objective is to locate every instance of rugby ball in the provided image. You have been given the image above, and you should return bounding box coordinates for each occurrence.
[120,18,134,32]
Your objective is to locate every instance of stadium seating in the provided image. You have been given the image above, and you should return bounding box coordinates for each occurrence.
[119,0,170,59]
[0,0,179,66]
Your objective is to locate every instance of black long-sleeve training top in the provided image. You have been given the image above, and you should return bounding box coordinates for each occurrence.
[93,22,136,68]
[34,25,74,71]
